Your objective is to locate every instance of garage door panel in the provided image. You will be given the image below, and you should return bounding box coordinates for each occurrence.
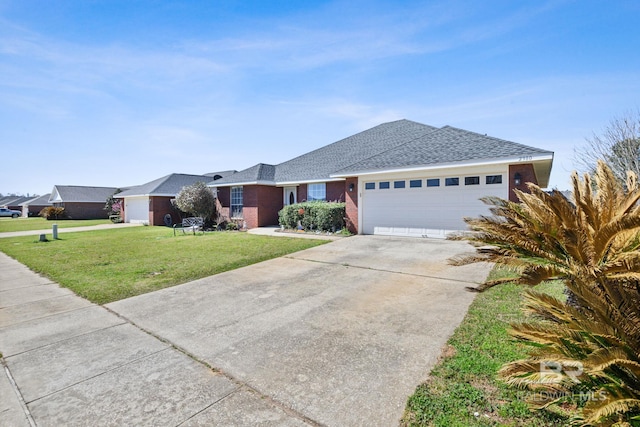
[362,181,506,236]
[124,197,150,224]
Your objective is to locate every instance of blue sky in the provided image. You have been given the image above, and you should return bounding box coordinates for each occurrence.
[1,0,639,195]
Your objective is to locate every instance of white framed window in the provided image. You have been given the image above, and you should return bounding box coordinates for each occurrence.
[231,186,243,218]
[465,176,480,185]
[486,175,503,184]
[307,183,326,201]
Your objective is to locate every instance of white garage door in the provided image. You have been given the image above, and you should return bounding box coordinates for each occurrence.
[124,196,149,224]
[361,174,507,238]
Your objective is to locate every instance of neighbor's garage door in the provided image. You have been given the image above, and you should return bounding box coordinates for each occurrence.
[361,175,507,238]
[124,196,149,224]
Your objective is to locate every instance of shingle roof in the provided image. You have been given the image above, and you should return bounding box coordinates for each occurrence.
[211,119,553,186]
[1,196,32,207]
[19,194,52,206]
[210,163,276,185]
[332,125,554,175]
[115,174,212,198]
[49,186,120,203]
[274,119,437,183]
[203,170,237,179]
[212,119,436,186]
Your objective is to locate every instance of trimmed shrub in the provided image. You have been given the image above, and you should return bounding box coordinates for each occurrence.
[278,201,345,232]
[39,206,66,220]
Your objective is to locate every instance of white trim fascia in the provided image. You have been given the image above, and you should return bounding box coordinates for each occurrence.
[115,193,177,198]
[207,180,276,187]
[53,200,112,203]
[276,178,345,186]
[330,154,554,178]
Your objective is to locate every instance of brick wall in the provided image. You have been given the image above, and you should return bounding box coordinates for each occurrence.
[297,184,308,202]
[344,177,358,234]
[326,181,345,202]
[257,186,284,227]
[216,187,231,222]
[509,163,538,202]
[242,186,259,229]
[150,196,180,226]
[62,202,109,219]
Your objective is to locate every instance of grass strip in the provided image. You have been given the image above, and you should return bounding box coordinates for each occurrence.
[0,227,328,304]
[402,266,571,426]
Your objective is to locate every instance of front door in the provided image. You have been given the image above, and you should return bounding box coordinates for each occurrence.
[284,187,297,205]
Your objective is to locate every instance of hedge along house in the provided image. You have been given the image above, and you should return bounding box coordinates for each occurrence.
[115,172,234,226]
[48,185,120,219]
[211,119,554,237]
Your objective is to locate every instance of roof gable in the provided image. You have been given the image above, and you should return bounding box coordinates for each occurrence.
[49,186,119,203]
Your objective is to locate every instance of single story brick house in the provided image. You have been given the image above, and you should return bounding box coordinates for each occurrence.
[19,194,52,217]
[211,119,553,237]
[48,185,120,219]
[115,172,234,226]
[0,196,33,211]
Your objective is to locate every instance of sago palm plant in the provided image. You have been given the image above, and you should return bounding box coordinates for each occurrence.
[457,161,640,426]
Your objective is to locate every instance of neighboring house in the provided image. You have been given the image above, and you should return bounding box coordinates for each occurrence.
[211,119,554,237]
[0,196,33,211]
[48,185,120,219]
[115,172,230,226]
[19,194,52,217]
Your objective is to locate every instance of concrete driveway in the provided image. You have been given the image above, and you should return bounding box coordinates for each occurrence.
[106,235,492,426]
[1,235,492,426]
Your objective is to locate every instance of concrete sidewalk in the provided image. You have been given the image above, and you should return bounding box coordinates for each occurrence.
[0,251,313,426]
[0,222,142,239]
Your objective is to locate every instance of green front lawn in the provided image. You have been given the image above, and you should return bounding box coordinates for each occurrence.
[0,217,111,233]
[0,227,328,304]
[402,267,571,426]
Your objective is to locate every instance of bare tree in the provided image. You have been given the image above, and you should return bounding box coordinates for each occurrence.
[575,110,640,184]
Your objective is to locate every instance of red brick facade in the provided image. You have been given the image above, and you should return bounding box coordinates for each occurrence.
[344,177,358,233]
[216,185,283,229]
[217,181,355,231]
[296,184,307,203]
[509,163,539,202]
[56,202,109,220]
[241,185,283,228]
[326,181,344,202]
[149,196,180,226]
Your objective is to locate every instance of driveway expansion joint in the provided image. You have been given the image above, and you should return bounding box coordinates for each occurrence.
[104,306,325,427]
[0,303,97,329]
[285,255,486,285]
[2,320,128,358]
[2,359,36,427]
[22,347,172,405]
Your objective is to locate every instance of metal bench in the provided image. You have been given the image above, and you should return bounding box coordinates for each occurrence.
[173,217,204,236]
